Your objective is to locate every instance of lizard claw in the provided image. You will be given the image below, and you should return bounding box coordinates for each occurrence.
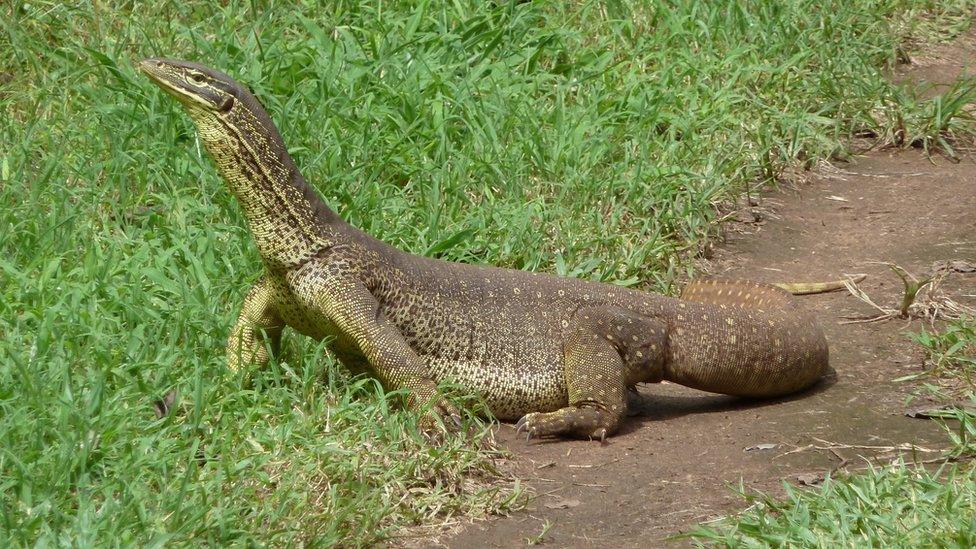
[417,399,463,440]
[515,413,536,441]
[432,400,463,433]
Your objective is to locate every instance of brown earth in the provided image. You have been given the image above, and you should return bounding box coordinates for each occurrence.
[447,32,976,548]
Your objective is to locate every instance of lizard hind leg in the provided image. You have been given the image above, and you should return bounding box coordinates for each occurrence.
[517,307,666,441]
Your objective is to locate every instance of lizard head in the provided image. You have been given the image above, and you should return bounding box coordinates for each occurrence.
[139,58,288,168]
[139,58,242,116]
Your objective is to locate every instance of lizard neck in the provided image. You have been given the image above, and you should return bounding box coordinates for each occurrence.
[186,98,344,270]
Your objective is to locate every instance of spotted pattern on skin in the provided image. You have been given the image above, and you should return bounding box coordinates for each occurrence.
[146,60,829,440]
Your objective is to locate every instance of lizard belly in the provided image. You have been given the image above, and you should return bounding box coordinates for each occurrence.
[374,288,574,420]
[423,353,568,421]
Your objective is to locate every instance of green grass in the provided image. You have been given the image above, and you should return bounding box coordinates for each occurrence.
[912,317,976,393]
[686,463,976,547]
[912,317,976,458]
[687,317,976,547]
[3,0,976,545]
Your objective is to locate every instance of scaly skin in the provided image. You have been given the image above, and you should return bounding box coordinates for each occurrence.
[140,59,829,440]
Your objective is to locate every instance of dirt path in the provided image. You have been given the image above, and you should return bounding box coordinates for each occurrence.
[448,33,976,549]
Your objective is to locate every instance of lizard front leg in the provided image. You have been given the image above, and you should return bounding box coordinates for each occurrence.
[226,276,284,371]
[305,274,460,431]
[517,307,667,441]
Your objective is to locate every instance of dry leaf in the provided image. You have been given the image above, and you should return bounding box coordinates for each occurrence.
[744,443,777,452]
[906,401,976,419]
[544,498,582,510]
[796,473,824,486]
[932,259,976,273]
[153,389,178,418]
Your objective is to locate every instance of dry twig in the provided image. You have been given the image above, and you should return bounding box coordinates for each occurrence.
[841,261,974,324]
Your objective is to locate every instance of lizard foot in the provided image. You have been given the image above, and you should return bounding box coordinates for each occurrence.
[419,399,464,439]
[515,406,618,442]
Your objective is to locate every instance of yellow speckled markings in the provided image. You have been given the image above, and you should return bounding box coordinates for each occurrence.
[141,59,830,440]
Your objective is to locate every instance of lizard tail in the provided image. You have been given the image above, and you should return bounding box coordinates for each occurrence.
[773,274,866,295]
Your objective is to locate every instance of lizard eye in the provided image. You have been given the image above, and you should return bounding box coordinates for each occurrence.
[189,72,205,84]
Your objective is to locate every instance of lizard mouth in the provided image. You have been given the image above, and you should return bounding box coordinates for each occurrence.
[138,59,168,86]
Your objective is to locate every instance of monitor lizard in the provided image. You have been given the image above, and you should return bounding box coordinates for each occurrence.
[140,58,836,440]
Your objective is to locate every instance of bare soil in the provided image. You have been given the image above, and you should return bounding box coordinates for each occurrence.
[447,33,976,548]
